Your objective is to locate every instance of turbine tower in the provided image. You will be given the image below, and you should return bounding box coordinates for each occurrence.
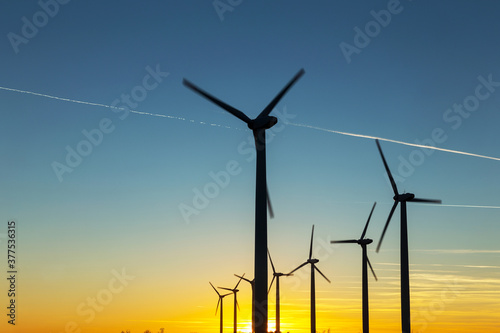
[268,249,293,333]
[330,202,378,333]
[375,139,441,333]
[183,69,305,333]
[210,282,232,333]
[289,225,331,333]
[218,274,244,333]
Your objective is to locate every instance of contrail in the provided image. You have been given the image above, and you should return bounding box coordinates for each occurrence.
[0,86,239,130]
[2,86,500,161]
[439,204,500,209]
[287,122,500,162]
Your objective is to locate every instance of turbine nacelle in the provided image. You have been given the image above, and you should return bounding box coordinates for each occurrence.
[248,116,278,130]
[395,193,415,202]
[308,258,319,264]
[358,238,373,245]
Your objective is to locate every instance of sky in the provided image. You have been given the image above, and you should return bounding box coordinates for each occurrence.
[1,1,500,332]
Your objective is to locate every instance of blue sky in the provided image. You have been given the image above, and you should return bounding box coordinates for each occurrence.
[1,1,500,332]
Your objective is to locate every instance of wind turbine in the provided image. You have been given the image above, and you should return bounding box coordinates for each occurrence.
[330,202,378,333]
[268,249,293,333]
[234,273,255,333]
[183,69,305,333]
[210,282,232,333]
[375,139,441,333]
[289,225,331,333]
[219,274,244,333]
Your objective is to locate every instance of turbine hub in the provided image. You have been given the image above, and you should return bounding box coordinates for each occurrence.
[308,258,319,264]
[248,116,278,130]
[395,193,415,201]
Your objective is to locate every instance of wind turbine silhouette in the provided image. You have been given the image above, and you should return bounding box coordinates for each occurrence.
[218,274,244,333]
[234,273,255,333]
[268,249,293,333]
[183,69,305,333]
[375,139,441,333]
[210,282,232,333]
[289,225,331,333]
[330,202,378,333]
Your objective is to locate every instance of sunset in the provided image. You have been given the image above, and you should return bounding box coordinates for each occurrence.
[1,1,500,332]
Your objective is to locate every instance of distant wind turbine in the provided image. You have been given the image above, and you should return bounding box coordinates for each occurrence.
[183,69,305,333]
[268,249,293,333]
[234,273,255,333]
[375,139,441,333]
[331,202,378,333]
[219,274,245,333]
[289,225,331,333]
[210,282,232,333]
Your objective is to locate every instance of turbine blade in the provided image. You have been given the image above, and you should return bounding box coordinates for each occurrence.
[330,239,358,244]
[182,79,252,124]
[218,287,233,291]
[257,68,305,118]
[309,225,315,260]
[236,296,240,311]
[367,256,378,281]
[360,202,377,239]
[376,139,398,196]
[234,273,245,289]
[376,201,398,253]
[210,282,221,296]
[234,274,252,284]
[267,185,275,218]
[215,298,220,315]
[268,249,276,274]
[411,197,442,204]
[288,261,308,275]
[268,275,276,294]
[314,265,331,283]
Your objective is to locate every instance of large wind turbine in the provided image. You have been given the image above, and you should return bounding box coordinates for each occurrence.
[210,282,232,333]
[268,249,293,333]
[234,273,255,333]
[183,69,305,333]
[330,202,378,333]
[219,274,244,333]
[375,139,441,333]
[289,225,331,333]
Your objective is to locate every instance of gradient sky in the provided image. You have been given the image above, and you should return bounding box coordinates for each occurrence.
[1,1,500,332]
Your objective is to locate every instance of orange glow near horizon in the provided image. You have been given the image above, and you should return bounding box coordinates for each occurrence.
[1,251,499,333]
